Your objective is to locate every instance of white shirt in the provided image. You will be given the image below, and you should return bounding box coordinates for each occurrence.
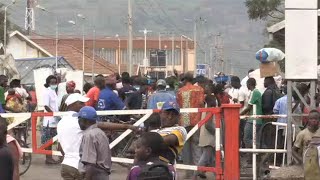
[4,87,29,100]
[57,111,83,169]
[15,87,29,98]
[228,87,240,104]
[241,76,249,87]
[239,86,251,111]
[57,82,67,109]
[43,88,58,127]
[116,82,123,89]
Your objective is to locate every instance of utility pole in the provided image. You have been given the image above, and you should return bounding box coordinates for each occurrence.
[180,35,183,72]
[55,20,58,70]
[214,33,224,73]
[36,5,59,70]
[77,14,86,72]
[139,28,152,75]
[171,33,175,72]
[4,0,16,56]
[158,32,161,49]
[193,22,197,72]
[25,0,35,35]
[116,34,121,74]
[128,0,133,75]
[92,28,96,82]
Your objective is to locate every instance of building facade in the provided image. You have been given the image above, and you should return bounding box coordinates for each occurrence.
[31,36,195,76]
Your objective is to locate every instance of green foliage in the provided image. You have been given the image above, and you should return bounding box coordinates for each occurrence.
[245,0,285,72]
[245,0,284,20]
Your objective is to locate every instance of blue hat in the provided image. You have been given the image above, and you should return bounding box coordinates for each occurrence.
[161,101,180,113]
[78,106,97,122]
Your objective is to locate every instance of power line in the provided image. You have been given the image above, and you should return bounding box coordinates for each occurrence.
[149,0,185,33]
[134,0,171,30]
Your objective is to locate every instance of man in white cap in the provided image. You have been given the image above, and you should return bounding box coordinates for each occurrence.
[147,79,176,109]
[57,93,90,180]
[57,93,138,180]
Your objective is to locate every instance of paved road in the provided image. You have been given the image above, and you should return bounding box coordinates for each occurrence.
[20,154,215,180]
[20,154,127,180]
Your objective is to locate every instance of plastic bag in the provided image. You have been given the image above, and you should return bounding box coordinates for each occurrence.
[256,48,285,63]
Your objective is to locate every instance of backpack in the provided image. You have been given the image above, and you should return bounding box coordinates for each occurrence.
[137,161,174,180]
[303,138,320,180]
[272,88,283,106]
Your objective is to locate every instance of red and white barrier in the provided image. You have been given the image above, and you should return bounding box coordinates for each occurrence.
[3,107,224,178]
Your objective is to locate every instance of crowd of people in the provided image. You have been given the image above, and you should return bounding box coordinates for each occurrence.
[1,68,320,179]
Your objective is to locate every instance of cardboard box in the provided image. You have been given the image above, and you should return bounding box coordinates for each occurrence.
[260,62,281,78]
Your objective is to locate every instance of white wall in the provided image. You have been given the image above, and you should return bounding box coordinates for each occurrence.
[7,36,46,59]
[285,1,318,79]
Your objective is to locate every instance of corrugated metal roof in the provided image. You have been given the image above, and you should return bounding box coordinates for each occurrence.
[15,57,74,85]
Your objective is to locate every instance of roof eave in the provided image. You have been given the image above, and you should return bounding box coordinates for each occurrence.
[267,20,285,34]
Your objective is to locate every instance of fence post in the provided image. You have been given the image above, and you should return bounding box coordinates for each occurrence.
[31,114,37,152]
[222,104,241,180]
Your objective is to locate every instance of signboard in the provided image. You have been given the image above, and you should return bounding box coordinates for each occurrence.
[196,64,208,76]
[149,49,166,67]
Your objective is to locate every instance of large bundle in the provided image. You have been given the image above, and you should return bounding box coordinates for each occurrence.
[255,48,285,63]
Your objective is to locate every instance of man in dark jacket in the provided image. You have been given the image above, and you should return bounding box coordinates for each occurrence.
[262,76,279,115]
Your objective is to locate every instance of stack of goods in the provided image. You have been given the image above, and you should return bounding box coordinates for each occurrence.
[255,48,285,78]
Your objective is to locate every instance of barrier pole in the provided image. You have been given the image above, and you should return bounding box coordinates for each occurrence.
[222,104,241,180]
[252,119,257,180]
[31,115,37,152]
[273,125,279,167]
[287,80,293,165]
[215,112,222,180]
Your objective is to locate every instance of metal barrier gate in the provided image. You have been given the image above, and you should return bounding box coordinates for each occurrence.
[3,105,242,179]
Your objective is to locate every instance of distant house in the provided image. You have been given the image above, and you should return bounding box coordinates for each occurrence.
[267,20,285,45]
[7,31,53,58]
[31,36,196,78]
[7,30,117,80]
[15,57,73,84]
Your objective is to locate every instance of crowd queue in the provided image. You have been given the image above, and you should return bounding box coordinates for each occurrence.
[1,68,320,180]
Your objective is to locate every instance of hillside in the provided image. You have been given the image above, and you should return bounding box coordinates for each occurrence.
[5,0,267,77]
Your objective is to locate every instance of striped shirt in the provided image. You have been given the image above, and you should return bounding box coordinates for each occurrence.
[152,125,187,164]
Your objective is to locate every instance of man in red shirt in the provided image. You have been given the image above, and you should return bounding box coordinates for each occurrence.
[176,72,205,178]
[86,76,105,107]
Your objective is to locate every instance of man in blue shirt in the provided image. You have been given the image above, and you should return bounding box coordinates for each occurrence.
[97,76,125,111]
[147,79,176,109]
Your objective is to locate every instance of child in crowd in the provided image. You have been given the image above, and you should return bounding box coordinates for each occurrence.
[6,88,26,124]
[125,113,161,159]
[127,132,175,180]
[293,110,320,164]
[145,113,161,132]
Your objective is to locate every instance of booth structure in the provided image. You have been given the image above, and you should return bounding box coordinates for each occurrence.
[285,0,319,165]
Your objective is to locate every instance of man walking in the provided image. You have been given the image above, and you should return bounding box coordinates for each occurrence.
[86,76,105,107]
[57,93,89,180]
[147,79,176,109]
[240,78,263,166]
[262,76,281,115]
[78,106,111,180]
[57,94,138,180]
[176,72,204,178]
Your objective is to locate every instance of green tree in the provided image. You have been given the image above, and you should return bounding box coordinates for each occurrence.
[245,0,284,20]
[245,0,285,72]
